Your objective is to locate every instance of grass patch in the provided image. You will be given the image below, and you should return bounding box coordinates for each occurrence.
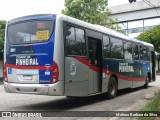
[139,92,160,120]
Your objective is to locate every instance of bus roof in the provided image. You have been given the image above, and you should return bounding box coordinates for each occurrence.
[60,14,130,40]
[8,13,154,48]
[8,14,56,24]
[130,37,154,47]
[59,14,154,48]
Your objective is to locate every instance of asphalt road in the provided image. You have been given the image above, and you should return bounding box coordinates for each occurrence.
[0,76,160,120]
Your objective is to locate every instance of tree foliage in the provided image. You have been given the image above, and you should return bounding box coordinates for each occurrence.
[62,0,120,30]
[0,20,6,60]
[137,26,160,52]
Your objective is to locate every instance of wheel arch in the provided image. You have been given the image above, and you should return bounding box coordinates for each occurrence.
[106,74,118,99]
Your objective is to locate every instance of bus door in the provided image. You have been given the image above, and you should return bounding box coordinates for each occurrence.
[151,51,156,81]
[88,38,102,94]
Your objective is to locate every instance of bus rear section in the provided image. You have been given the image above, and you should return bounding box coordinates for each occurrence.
[4,15,64,96]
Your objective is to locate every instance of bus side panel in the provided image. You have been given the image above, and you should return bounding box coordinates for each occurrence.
[48,15,65,96]
[103,59,147,90]
[132,61,152,88]
[102,72,109,93]
[103,59,133,89]
[64,57,89,96]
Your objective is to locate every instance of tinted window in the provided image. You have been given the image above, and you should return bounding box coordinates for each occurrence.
[103,35,110,58]
[8,20,54,44]
[142,46,150,61]
[110,37,123,59]
[66,26,86,56]
[140,45,143,60]
[124,41,133,60]
[133,44,139,60]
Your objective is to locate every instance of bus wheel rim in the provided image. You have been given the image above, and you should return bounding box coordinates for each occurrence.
[109,82,115,95]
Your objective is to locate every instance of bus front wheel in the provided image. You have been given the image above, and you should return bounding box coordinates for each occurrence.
[107,77,117,99]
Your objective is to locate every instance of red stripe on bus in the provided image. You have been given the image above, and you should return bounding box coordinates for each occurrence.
[5,64,53,70]
[74,57,100,72]
[74,58,145,82]
[89,65,100,72]
[103,68,145,82]
[74,57,89,66]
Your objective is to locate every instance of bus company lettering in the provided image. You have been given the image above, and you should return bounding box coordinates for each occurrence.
[119,63,134,72]
[16,55,39,65]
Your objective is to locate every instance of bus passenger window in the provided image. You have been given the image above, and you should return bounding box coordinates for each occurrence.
[66,27,75,55]
[124,41,133,61]
[65,26,86,56]
[133,44,139,60]
[75,28,86,55]
[140,45,143,60]
[103,35,111,58]
[142,46,150,61]
[110,37,123,59]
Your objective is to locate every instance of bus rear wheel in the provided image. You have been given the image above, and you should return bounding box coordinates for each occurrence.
[107,77,117,99]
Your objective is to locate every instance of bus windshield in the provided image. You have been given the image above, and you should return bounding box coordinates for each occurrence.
[7,20,54,44]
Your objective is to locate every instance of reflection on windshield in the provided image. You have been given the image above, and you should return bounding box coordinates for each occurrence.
[8,20,54,44]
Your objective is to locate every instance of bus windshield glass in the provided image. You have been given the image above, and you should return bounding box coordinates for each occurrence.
[7,20,54,44]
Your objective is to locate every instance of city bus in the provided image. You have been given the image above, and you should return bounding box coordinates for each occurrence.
[4,14,156,99]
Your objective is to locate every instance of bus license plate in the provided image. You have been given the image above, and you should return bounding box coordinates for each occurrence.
[23,75,33,80]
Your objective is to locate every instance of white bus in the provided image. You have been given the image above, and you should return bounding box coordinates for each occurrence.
[4,14,156,98]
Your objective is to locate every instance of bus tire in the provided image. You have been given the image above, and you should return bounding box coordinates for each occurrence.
[144,75,149,89]
[107,77,117,99]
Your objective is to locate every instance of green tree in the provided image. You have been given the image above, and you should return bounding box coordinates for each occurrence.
[0,20,6,60]
[137,26,160,52]
[62,0,120,30]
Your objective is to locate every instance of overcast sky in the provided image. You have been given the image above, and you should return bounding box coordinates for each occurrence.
[0,0,65,20]
[0,0,141,21]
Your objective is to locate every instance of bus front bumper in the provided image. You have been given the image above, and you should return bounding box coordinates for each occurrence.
[4,81,64,96]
